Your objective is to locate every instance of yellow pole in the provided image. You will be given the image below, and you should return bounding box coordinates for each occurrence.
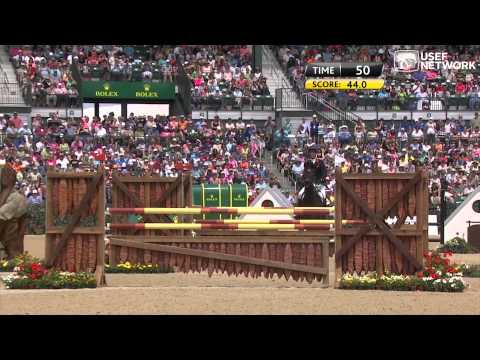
[109,223,334,230]
[194,219,347,224]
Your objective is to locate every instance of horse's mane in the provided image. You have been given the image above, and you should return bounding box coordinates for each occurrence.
[300,182,319,205]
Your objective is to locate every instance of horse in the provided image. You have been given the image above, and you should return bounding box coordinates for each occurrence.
[0,164,28,259]
[295,163,328,220]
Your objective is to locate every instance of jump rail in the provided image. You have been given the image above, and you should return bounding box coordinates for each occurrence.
[107,206,335,216]
[109,223,334,231]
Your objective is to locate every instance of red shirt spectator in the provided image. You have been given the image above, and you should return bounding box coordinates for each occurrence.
[93,147,106,161]
[10,113,23,129]
[34,127,46,137]
[455,82,466,94]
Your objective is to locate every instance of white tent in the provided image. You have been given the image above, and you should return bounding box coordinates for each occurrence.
[240,187,294,221]
[444,187,480,242]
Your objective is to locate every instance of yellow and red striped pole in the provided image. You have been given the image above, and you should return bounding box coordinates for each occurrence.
[108,223,333,231]
[107,206,334,216]
[195,219,364,225]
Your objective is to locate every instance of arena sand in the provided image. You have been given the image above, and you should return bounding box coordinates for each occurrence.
[1,253,479,315]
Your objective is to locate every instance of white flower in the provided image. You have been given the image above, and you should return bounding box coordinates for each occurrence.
[2,274,14,282]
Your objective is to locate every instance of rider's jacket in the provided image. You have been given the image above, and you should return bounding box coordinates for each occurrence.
[305,159,327,184]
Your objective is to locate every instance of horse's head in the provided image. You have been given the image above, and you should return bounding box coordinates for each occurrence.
[302,166,316,189]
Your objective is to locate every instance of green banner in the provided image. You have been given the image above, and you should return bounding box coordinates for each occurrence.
[81,81,176,100]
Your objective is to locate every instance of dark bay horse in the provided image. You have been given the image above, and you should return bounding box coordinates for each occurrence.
[295,161,329,220]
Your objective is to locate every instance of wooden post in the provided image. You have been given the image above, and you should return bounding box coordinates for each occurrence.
[440,177,447,245]
[179,174,185,237]
[424,172,429,253]
[45,177,54,263]
[416,169,427,265]
[334,169,343,288]
[322,238,329,288]
[375,179,384,276]
[110,245,119,266]
[95,172,106,286]
[144,182,151,238]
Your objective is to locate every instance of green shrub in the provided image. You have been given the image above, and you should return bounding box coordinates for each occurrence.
[437,237,478,254]
[460,264,480,278]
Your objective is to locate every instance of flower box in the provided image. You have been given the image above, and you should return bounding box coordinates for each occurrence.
[340,250,467,292]
[1,254,96,289]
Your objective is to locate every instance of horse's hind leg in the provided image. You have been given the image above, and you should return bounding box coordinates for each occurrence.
[0,219,23,260]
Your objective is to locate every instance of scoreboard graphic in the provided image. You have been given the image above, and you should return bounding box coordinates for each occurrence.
[304,62,384,90]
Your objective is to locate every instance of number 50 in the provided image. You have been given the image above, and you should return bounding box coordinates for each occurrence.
[355,65,370,76]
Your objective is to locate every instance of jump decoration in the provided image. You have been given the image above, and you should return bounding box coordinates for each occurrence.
[44,170,106,286]
[35,169,442,290]
[334,170,429,287]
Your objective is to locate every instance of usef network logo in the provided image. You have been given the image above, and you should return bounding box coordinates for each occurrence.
[394,50,419,73]
[394,50,477,73]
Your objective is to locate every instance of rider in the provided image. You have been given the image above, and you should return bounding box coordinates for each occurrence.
[296,147,329,215]
[304,146,327,185]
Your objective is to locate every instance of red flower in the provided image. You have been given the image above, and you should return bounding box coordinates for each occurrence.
[431,273,439,280]
[434,256,441,264]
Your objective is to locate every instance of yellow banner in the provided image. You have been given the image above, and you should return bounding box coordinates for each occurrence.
[305,78,384,90]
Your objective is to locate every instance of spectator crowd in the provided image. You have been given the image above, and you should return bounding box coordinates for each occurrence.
[0,111,282,207]
[274,45,480,111]
[10,45,80,108]
[177,45,270,109]
[3,107,480,215]
[8,45,180,108]
[274,112,480,211]
[3,44,480,220]
[7,45,270,111]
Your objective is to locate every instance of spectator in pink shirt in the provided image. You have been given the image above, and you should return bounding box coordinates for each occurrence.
[194,75,204,87]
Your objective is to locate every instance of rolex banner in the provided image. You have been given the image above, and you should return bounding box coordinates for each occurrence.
[81,81,176,100]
